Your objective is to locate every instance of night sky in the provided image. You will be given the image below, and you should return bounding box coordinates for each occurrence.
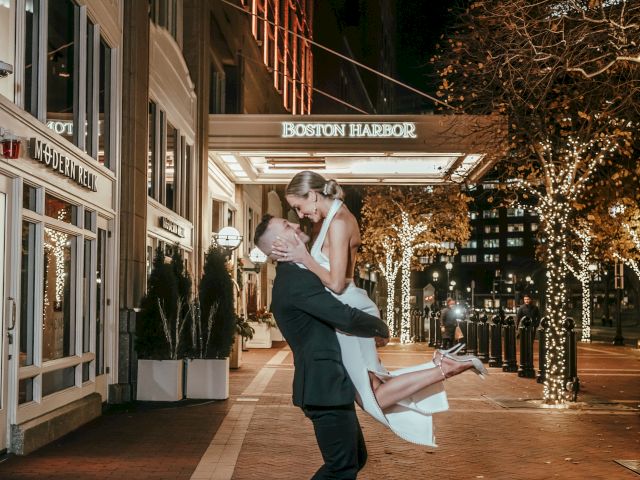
[395,1,455,113]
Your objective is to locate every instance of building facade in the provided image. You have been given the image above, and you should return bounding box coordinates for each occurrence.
[0,0,122,454]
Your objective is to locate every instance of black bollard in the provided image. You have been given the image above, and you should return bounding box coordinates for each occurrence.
[456,319,468,354]
[428,310,437,347]
[564,317,580,401]
[502,316,518,372]
[536,317,548,384]
[466,313,478,357]
[477,313,490,363]
[434,310,443,348]
[489,314,503,368]
[517,316,536,378]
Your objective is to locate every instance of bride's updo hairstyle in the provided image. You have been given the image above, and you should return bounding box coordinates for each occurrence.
[286,171,345,200]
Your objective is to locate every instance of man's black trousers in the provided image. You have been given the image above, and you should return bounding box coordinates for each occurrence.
[302,404,367,479]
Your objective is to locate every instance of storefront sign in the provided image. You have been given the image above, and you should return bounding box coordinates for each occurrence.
[161,216,185,237]
[29,138,98,191]
[281,121,417,139]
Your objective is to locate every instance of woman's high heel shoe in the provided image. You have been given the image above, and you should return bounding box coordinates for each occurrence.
[433,343,465,361]
[442,351,488,379]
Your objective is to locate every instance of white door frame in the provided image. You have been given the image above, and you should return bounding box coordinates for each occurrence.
[0,174,16,453]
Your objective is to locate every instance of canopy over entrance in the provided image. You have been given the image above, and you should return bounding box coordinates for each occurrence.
[208,114,503,184]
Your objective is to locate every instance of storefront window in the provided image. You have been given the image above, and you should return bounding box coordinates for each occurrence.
[19,378,34,405]
[23,0,40,116]
[23,184,38,212]
[98,39,112,166]
[42,366,75,396]
[165,122,178,211]
[82,238,93,353]
[148,101,157,198]
[20,221,37,367]
[47,0,77,145]
[42,227,75,362]
[45,193,78,225]
[96,228,106,375]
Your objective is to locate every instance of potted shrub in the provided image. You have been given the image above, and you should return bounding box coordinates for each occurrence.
[245,307,276,348]
[185,246,236,399]
[136,248,192,401]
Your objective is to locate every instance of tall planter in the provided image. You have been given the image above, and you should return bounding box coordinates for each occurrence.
[186,358,229,399]
[136,248,192,401]
[245,322,272,348]
[185,247,237,399]
[137,360,184,401]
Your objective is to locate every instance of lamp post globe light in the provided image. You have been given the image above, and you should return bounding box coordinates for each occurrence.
[242,247,268,273]
[432,271,440,306]
[445,261,453,286]
[214,226,243,251]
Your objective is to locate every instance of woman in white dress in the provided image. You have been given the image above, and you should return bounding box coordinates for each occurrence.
[272,171,486,446]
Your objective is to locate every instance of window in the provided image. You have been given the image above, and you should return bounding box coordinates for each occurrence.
[484,225,500,234]
[460,255,477,263]
[20,221,37,367]
[165,122,178,211]
[507,208,525,217]
[469,211,478,220]
[507,237,524,247]
[484,254,500,262]
[147,104,193,217]
[42,227,76,362]
[483,239,500,249]
[21,0,115,168]
[19,184,103,403]
[150,0,182,44]
[462,240,477,249]
[531,223,539,232]
[483,209,499,219]
[508,223,524,232]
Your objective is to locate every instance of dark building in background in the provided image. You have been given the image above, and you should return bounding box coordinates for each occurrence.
[413,182,544,314]
[313,0,396,114]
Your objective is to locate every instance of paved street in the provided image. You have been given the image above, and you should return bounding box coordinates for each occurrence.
[1,341,639,480]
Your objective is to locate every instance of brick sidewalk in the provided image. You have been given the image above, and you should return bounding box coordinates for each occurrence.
[0,342,638,479]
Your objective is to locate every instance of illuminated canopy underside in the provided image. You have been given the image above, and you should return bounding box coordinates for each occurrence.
[208,114,503,185]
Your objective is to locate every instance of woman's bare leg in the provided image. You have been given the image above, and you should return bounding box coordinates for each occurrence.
[370,356,473,410]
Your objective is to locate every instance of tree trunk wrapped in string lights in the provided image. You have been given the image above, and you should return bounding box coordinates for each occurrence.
[379,238,401,335]
[566,227,594,342]
[514,136,618,404]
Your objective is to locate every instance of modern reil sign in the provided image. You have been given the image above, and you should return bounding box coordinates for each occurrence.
[30,138,98,191]
[281,121,417,139]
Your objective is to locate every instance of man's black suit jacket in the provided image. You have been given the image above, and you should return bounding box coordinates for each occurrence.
[270,262,389,408]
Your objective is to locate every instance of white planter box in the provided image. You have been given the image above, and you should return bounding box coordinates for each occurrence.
[245,322,272,348]
[186,358,229,400]
[270,326,284,342]
[137,359,183,401]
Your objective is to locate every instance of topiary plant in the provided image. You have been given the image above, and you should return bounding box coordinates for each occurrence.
[136,247,192,360]
[195,246,237,359]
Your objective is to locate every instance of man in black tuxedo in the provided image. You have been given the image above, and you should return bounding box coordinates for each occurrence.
[255,214,389,480]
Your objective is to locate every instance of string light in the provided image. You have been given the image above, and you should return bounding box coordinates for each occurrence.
[565,227,593,342]
[378,238,401,336]
[393,211,428,344]
[512,134,618,405]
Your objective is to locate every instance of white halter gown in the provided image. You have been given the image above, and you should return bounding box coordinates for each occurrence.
[310,199,449,446]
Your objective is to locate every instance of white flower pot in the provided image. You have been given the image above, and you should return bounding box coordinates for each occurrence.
[136,359,184,401]
[186,358,229,399]
[245,322,272,348]
[270,326,284,342]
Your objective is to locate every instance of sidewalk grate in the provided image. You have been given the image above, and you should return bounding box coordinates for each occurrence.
[486,396,638,411]
[615,460,640,475]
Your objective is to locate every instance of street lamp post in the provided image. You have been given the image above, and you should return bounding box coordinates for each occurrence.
[445,261,453,288]
[432,271,440,307]
[450,280,456,301]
